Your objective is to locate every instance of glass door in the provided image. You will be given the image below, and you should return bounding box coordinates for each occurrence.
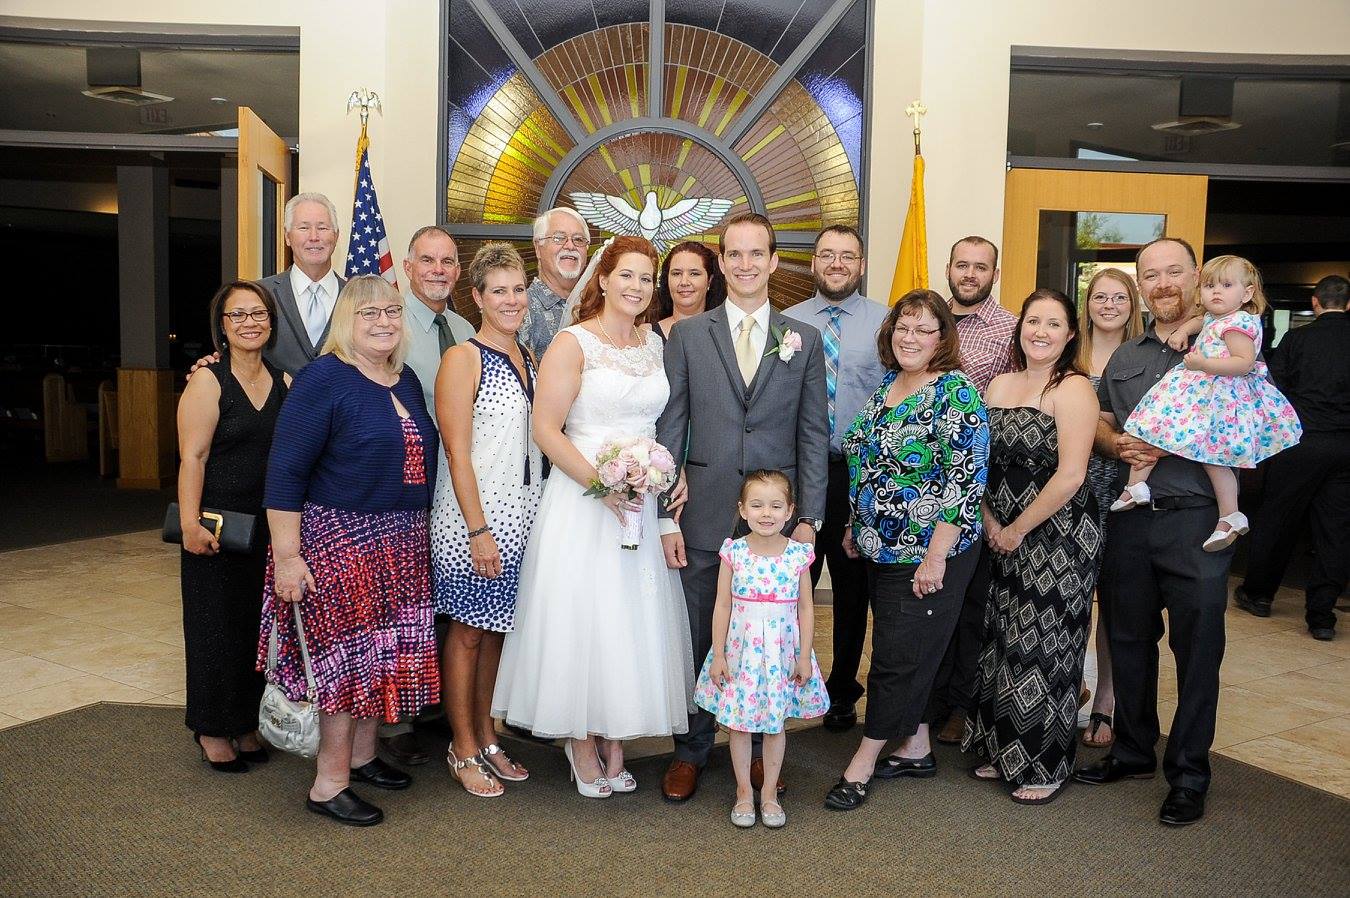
[1001,169,1208,310]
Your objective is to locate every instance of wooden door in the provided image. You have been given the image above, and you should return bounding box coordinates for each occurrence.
[237,107,291,279]
[1001,169,1208,311]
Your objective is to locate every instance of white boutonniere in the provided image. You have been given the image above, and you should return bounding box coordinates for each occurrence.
[764,325,803,363]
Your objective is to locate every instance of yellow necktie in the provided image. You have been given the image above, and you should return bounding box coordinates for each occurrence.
[736,316,759,386]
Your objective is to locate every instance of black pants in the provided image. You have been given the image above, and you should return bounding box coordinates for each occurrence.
[809,456,870,707]
[863,546,979,742]
[923,542,991,723]
[1100,504,1230,793]
[1241,434,1350,631]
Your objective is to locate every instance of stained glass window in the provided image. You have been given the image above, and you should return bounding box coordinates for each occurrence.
[441,0,871,316]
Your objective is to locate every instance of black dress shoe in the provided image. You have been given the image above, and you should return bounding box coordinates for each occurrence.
[874,752,937,779]
[1159,786,1205,825]
[306,788,383,826]
[380,731,431,766]
[1072,756,1156,785]
[1233,586,1271,618]
[1309,627,1335,641]
[194,734,248,773]
[823,702,857,732]
[350,757,412,790]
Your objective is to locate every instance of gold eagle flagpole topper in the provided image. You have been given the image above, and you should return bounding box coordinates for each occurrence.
[347,88,383,167]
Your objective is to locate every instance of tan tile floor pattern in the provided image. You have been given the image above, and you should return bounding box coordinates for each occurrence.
[1,530,1345,798]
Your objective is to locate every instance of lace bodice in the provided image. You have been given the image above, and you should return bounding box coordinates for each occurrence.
[562,324,669,455]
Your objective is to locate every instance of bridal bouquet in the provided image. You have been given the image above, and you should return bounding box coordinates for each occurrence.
[584,436,678,549]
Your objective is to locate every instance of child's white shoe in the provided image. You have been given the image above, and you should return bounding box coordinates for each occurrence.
[1110,482,1151,512]
[730,799,756,828]
[760,800,787,829]
[1203,512,1250,552]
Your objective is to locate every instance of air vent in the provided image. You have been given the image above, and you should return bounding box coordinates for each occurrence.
[80,85,174,106]
[1151,116,1240,136]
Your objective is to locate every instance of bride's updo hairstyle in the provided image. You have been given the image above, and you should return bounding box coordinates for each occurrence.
[572,235,660,324]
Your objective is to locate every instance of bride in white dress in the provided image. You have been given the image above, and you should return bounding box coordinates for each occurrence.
[492,236,694,798]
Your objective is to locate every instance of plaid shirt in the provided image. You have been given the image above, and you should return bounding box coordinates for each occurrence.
[950,295,1016,394]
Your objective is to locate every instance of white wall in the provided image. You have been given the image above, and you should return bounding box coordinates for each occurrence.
[13,0,1350,297]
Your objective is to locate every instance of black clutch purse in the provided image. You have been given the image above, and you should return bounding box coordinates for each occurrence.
[162,503,258,554]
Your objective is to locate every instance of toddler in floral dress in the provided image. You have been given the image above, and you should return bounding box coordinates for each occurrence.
[693,470,829,829]
[1114,255,1302,551]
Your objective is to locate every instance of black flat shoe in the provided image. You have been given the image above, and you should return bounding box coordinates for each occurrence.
[306,788,383,826]
[823,777,870,811]
[1309,627,1335,641]
[350,757,412,790]
[195,733,248,773]
[823,703,857,732]
[1072,756,1156,785]
[1233,586,1271,618]
[874,752,937,779]
[1159,786,1205,826]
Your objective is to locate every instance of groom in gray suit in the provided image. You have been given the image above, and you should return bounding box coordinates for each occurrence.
[656,212,829,801]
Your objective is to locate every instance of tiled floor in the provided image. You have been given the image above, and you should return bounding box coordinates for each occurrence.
[1,530,1345,798]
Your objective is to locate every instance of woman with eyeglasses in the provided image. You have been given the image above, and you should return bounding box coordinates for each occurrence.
[257,275,441,827]
[1076,268,1143,749]
[825,290,989,811]
[178,281,290,773]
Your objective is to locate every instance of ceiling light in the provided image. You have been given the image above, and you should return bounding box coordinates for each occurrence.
[210,97,230,104]
[81,86,174,107]
[1086,121,1104,129]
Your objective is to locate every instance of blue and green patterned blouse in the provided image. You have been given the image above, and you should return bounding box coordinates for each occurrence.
[843,369,989,565]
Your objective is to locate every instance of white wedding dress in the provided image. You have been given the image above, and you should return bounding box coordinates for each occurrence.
[491,325,694,739]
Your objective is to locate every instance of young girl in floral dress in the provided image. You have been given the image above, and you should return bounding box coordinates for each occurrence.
[1113,255,1302,551]
[692,470,829,829]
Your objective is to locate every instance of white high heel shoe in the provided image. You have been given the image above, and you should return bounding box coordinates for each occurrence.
[563,741,612,799]
[594,739,636,792]
[1110,481,1151,512]
[1203,511,1250,552]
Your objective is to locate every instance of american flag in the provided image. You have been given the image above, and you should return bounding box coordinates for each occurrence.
[344,146,397,286]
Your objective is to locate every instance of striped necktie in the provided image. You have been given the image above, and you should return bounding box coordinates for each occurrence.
[823,305,843,436]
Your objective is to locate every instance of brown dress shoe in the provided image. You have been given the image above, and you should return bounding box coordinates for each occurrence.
[662,760,701,802]
[935,712,965,745]
[749,757,786,795]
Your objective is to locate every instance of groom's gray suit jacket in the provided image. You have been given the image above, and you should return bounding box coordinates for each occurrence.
[656,304,829,553]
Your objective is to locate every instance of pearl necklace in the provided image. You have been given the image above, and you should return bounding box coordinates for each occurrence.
[596,318,639,349]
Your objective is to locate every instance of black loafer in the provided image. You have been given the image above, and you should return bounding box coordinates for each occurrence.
[306,788,383,826]
[350,757,412,790]
[1309,627,1335,641]
[1072,756,1156,785]
[824,777,870,811]
[874,752,937,779]
[1159,786,1205,826]
[1233,586,1271,618]
[823,703,858,732]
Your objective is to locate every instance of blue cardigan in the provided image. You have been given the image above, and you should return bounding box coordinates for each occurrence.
[264,353,439,513]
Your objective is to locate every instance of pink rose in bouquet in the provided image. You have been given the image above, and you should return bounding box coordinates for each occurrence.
[584,435,679,548]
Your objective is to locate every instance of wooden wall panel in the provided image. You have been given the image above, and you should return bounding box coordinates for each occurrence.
[116,368,175,490]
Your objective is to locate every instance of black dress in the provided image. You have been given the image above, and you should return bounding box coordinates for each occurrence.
[181,359,286,736]
[963,407,1102,786]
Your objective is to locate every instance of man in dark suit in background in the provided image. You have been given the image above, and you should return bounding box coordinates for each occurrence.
[1235,274,1350,641]
[259,192,346,375]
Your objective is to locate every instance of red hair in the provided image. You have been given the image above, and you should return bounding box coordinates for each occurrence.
[572,236,660,324]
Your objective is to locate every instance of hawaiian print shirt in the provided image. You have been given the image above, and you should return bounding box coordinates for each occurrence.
[520,277,568,362]
[843,369,989,565]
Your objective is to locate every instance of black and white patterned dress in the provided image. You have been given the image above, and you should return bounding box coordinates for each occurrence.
[430,339,542,632]
[963,406,1102,786]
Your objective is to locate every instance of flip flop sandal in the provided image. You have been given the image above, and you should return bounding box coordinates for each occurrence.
[1080,712,1114,747]
[1010,780,1069,806]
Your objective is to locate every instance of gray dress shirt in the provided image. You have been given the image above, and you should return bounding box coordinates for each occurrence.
[1097,326,1213,500]
[520,277,568,362]
[782,291,890,454]
[402,290,475,422]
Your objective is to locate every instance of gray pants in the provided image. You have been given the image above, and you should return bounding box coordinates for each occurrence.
[673,546,760,764]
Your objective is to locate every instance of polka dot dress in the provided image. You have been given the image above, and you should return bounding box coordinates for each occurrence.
[430,340,542,632]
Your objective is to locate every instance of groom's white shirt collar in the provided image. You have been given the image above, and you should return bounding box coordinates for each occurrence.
[724,299,771,358]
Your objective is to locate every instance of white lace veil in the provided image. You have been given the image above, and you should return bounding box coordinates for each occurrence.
[561,236,614,326]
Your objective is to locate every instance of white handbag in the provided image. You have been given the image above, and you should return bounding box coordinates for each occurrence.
[258,602,321,759]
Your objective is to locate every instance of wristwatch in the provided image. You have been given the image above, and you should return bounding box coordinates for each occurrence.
[798,517,823,532]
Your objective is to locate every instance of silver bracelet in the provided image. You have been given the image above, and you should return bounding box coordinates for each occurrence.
[467,525,491,539]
